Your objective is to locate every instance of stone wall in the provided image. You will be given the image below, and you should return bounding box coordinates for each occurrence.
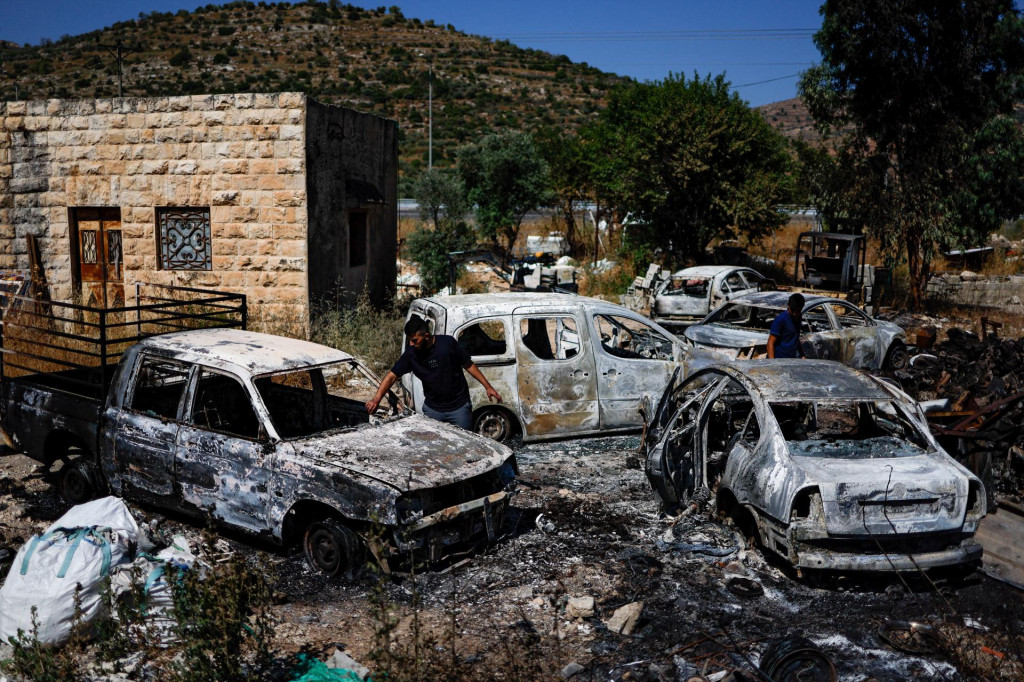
[1,92,311,334]
[926,272,1024,309]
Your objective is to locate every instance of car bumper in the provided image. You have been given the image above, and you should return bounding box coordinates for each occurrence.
[787,523,983,571]
[393,491,511,561]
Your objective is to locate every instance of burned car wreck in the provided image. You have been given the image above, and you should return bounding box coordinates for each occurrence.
[683,291,909,370]
[643,360,986,572]
[3,327,517,577]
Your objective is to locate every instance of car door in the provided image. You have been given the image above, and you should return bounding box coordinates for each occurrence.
[827,302,880,369]
[454,317,518,413]
[512,309,599,437]
[799,303,843,361]
[111,354,191,499]
[591,311,681,430]
[175,367,275,534]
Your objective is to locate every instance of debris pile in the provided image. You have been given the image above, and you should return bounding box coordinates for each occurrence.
[896,329,1024,499]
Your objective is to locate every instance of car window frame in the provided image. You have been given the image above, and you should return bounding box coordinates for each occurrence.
[185,366,265,442]
[126,353,194,422]
[591,311,676,362]
[454,316,514,364]
[828,301,876,330]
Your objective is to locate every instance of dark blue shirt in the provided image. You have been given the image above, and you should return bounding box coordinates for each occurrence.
[769,310,802,359]
[391,335,472,411]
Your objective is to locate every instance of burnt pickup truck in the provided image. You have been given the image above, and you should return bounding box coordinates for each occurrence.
[0,286,516,576]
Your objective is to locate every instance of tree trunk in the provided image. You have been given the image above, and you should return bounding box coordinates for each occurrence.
[906,226,924,311]
[560,198,579,256]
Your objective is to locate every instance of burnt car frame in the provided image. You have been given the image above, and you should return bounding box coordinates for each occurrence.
[683,291,909,370]
[644,360,986,572]
[404,293,692,442]
[651,265,766,328]
[5,329,517,576]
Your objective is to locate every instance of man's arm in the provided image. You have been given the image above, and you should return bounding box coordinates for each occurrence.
[766,334,777,359]
[366,371,399,413]
[465,363,502,403]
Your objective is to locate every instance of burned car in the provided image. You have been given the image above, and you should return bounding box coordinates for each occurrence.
[405,294,692,442]
[683,291,909,370]
[644,360,986,572]
[651,265,766,328]
[3,328,517,576]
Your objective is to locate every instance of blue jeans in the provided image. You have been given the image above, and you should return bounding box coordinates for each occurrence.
[422,401,473,430]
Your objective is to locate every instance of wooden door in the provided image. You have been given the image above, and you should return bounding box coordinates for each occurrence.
[71,207,123,307]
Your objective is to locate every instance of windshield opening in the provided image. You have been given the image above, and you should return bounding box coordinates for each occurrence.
[662,276,710,297]
[255,360,396,439]
[703,303,779,330]
[769,400,932,459]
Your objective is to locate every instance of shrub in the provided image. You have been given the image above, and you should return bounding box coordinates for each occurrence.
[311,291,407,377]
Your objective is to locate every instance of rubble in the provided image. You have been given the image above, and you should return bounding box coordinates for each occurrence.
[604,601,644,635]
[566,595,595,619]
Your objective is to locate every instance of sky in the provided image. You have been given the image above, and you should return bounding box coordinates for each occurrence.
[0,0,826,106]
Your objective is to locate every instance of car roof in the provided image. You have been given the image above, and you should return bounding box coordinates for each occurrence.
[422,292,624,313]
[671,265,751,277]
[703,360,893,402]
[138,328,353,377]
[725,290,839,309]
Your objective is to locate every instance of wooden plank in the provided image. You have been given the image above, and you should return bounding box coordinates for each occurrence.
[977,502,1024,590]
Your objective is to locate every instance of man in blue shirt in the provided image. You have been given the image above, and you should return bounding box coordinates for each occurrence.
[365,316,501,429]
[767,293,805,359]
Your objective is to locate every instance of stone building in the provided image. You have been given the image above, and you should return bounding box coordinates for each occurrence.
[0,92,397,335]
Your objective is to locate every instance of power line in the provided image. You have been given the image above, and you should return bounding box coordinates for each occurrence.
[733,73,803,89]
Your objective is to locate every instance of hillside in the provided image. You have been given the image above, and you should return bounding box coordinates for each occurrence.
[0,1,628,183]
[757,97,824,144]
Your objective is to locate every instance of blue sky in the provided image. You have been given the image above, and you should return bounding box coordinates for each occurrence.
[0,0,826,106]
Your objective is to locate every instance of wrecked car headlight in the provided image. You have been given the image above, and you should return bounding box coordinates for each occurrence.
[790,488,826,530]
[965,480,985,524]
[396,496,424,524]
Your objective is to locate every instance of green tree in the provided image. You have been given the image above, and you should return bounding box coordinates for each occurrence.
[406,168,476,293]
[458,132,553,257]
[535,126,591,256]
[590,73,793,267]
[800,0,1024,309]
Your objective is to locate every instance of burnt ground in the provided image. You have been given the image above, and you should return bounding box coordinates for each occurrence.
[2,435,1023,681]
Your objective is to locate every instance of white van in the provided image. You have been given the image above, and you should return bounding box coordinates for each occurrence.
[403,293,692,442]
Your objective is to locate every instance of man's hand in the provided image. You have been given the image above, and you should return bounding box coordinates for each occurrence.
[365,397,382,414]
[486,386,502,403]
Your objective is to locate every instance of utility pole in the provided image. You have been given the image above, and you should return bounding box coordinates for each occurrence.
[99,43,139,97]
[428,63,433,169]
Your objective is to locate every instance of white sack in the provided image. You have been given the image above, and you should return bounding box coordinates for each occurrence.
[0,496,139,645]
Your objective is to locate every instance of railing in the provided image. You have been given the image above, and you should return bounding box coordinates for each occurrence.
[0,283,247,400]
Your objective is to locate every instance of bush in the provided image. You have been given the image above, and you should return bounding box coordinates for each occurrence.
[311,292,407,377]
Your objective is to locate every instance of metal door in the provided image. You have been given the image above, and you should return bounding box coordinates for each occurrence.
[175,369,274,534]
[591,311,679,430]
[512,310,599,438]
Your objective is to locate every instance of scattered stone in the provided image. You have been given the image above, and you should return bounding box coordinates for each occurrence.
[561,661,585,679]
[604,601,644,635]
[566,595,595,619]
[673,655,699,679]
[327,649,369,680]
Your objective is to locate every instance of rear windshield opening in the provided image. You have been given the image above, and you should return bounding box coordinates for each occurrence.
[770,400,932,458]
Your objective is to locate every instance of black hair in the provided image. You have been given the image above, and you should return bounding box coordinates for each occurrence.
[404,315,430,338]
[788,293,805,313]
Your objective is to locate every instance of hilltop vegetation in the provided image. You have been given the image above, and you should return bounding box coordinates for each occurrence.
[0,0,628,180]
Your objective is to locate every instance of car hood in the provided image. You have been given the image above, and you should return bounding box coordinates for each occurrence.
[685,325,765,349]
[291,414,514,492]
[790,451,972,535]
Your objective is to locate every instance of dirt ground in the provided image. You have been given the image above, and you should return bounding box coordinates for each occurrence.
[2,430,1022,681]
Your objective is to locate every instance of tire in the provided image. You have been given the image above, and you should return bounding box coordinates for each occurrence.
[59,459,101,506]
[884,342,909,370]
[302,518,366,578]
[473,407,515,443]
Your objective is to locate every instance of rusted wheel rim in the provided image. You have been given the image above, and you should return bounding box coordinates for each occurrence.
[60,463,94,505]
[476,410,511,442]
[306,526,342,574]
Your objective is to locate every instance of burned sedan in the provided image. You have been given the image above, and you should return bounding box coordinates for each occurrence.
[644,360,986,572]
[683,291,909,370]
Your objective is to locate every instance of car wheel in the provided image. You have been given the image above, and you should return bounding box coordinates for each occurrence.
[59,458,100,506]
[303,518,365,578]
[473,407,515,443]
[884,342,909,370]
